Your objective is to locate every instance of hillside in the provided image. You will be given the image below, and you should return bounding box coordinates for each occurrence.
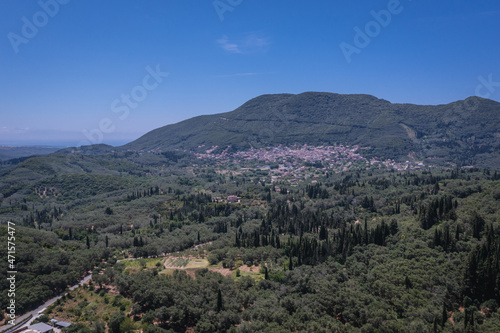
[123,92,500,168]
[0,146,62,161]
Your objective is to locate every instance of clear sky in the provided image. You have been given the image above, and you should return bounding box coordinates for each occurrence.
[1,0,499,147]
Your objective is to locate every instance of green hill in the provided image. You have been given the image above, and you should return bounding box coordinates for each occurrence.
[122,92,500,168]
[0,146,62,161]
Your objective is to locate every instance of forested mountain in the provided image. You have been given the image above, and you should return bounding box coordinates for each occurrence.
[124,92,500,169]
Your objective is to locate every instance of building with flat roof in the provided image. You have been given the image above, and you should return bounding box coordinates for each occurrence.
[55,321,71,328]
[25,322,53,333]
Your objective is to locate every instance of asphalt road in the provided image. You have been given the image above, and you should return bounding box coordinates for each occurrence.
[0,273,92,332]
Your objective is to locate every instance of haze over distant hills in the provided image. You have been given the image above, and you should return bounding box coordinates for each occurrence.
[0,146,62,162]
[122,92,500,169]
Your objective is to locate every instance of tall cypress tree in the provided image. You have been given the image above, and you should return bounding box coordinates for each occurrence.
[442,302,447,326]
[405,276,412,289]
[319,225,328,241]
[235,232,240,248]
[364,219,369,244]
[217,289,223,312]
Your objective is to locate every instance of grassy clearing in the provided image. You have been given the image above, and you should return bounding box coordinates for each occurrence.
[234,267,265,282]
[159,268,176,276]
[164,257,189,267]
[124,254,259,282]
[122,257,162,268]
[163,257,210,268]
[186,258,209,268]
[120,255,210,277]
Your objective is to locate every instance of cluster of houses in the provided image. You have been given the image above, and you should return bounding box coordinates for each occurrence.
[370,158,425,171]
[195,144,426,184]
[213,195,240,203]
[197,144,366,164]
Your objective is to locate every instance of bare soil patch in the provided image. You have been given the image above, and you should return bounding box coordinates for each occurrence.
[208,267,232,276]
[238,265,260,273]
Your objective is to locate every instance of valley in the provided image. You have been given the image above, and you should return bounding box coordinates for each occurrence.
[1,137,500,331]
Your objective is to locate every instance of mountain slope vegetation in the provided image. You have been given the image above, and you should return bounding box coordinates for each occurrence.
[124,92,500,169]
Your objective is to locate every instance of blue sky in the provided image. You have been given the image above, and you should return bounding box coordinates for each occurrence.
[1,0,499,146]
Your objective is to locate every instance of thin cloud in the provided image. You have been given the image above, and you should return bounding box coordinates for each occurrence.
[217,33,271,54]
[217,35,242,53]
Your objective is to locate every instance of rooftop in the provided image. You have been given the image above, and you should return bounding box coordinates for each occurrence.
[27,322,53,333]
[55,321,72,328]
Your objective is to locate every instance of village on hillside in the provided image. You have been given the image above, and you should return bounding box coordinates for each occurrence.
[194,144,425,184]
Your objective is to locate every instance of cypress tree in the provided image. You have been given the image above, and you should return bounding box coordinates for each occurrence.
[217,289,223,312]
[319,225,328,241]
[235,232,240,248]
[405,276,412,289]
[364,219,368,244]
[442,302,447,326]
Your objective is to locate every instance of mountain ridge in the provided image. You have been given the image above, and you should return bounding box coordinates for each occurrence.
[119,92,499,168]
